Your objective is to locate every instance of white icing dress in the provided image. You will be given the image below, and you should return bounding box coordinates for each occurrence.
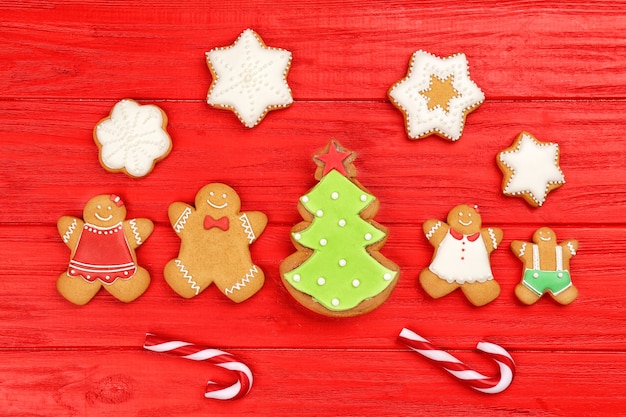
[429,229,493,284]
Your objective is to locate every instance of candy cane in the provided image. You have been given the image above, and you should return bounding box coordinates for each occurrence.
[143,333,253,400]
[398,328,515,394]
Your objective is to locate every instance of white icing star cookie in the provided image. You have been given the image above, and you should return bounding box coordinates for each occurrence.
[388,51,484,141]
[94,99,172,178]
[497,132,565,207]
[206,28,293,128]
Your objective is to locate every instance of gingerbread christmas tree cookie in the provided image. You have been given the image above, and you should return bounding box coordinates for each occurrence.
[497,132,565,207]
[205,28,293,128]
[280,140,400,317]
[388,50,484,141]
[511,227,578,305]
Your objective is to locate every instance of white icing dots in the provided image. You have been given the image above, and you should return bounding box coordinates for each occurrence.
[338,259,347,267]
[352,279,360,288]
[317,277,326,285]
[360,194,367,202]
[331,298,340,307]
[364,233,373,241]
[319,238,328,246]
[338,219,346,227]
[316,210,324,217]
[301,196,309,203]
[292,274,301,282]
[294,233,302,241]
[331,192,339,200]
[383,273,393,281]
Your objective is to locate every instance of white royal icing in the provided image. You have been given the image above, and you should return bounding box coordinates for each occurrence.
[429,230,494,284]
[388,51,484,141]
[95,99,171,177]
[206,28,293,128]
[499,133,565,206]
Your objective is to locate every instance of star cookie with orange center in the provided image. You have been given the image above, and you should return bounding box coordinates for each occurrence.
[206,28,293,128]
[497,132,565,207]
[388,51,484,141]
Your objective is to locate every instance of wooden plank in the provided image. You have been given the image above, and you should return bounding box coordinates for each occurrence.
[0,223,620,350]
[1,100,625,226]
[0,1,625,100]
[0,348,623,416]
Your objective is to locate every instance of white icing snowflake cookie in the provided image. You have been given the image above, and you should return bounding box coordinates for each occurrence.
[388,51,484,141]
[497,131,565,207]
[206,28,293,128]
[94,99,172,178]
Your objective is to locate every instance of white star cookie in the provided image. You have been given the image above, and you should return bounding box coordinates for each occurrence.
[206,28,293,128]
[388,51,484,141]
[94,99,172,178]
[497,132,566,207]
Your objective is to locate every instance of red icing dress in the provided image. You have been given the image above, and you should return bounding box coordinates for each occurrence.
[68,222,136,284]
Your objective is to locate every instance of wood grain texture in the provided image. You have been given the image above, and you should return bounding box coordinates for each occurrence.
[1,0,626,415]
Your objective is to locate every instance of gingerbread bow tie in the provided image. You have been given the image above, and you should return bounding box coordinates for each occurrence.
[204,215,229,231]
[450,229,480,242]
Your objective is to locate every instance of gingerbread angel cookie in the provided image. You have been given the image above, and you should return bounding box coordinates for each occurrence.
[511,227,578,305]
[164,183,267,302]
[419,205,503,306]
[57,194,154,305]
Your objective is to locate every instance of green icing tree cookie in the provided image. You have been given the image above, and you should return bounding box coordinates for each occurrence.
[280,140,400,317]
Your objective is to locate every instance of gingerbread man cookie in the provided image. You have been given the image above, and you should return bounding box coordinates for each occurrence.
[164,183,267,302]
[57,194,154,305]
[419,205,503,306]
[511,227,578,305]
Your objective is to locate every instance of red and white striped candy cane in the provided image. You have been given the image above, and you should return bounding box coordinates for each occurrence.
[143,333,253,400]
[398,328,515,394]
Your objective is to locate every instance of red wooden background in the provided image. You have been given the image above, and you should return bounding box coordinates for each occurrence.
[1,1,626,415]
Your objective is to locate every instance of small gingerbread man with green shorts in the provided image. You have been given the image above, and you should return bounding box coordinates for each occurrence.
[511,227,578,305]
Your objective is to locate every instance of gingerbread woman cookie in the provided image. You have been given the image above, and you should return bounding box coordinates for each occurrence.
[511,227,578,305]
[57,194,154,305]
[419,205,503,306]
[164,183,267,302]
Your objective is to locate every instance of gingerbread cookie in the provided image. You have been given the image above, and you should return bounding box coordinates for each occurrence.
[497,131,565,207]
[511,227,578,305]
[388,50,484,141]
[420,205,503,306]
[94,99,172,178]
[57,194,154,305]
[205,28,293,128]
[164,183,267,302]
[280,140,400,317]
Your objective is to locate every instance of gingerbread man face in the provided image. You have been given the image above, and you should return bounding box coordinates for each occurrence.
[533,227,557,245]
[83,194,127,227]
[195,183,241,216]
[447,204,481,235]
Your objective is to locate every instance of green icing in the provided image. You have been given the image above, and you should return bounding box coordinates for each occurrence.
[284,170,397,311]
